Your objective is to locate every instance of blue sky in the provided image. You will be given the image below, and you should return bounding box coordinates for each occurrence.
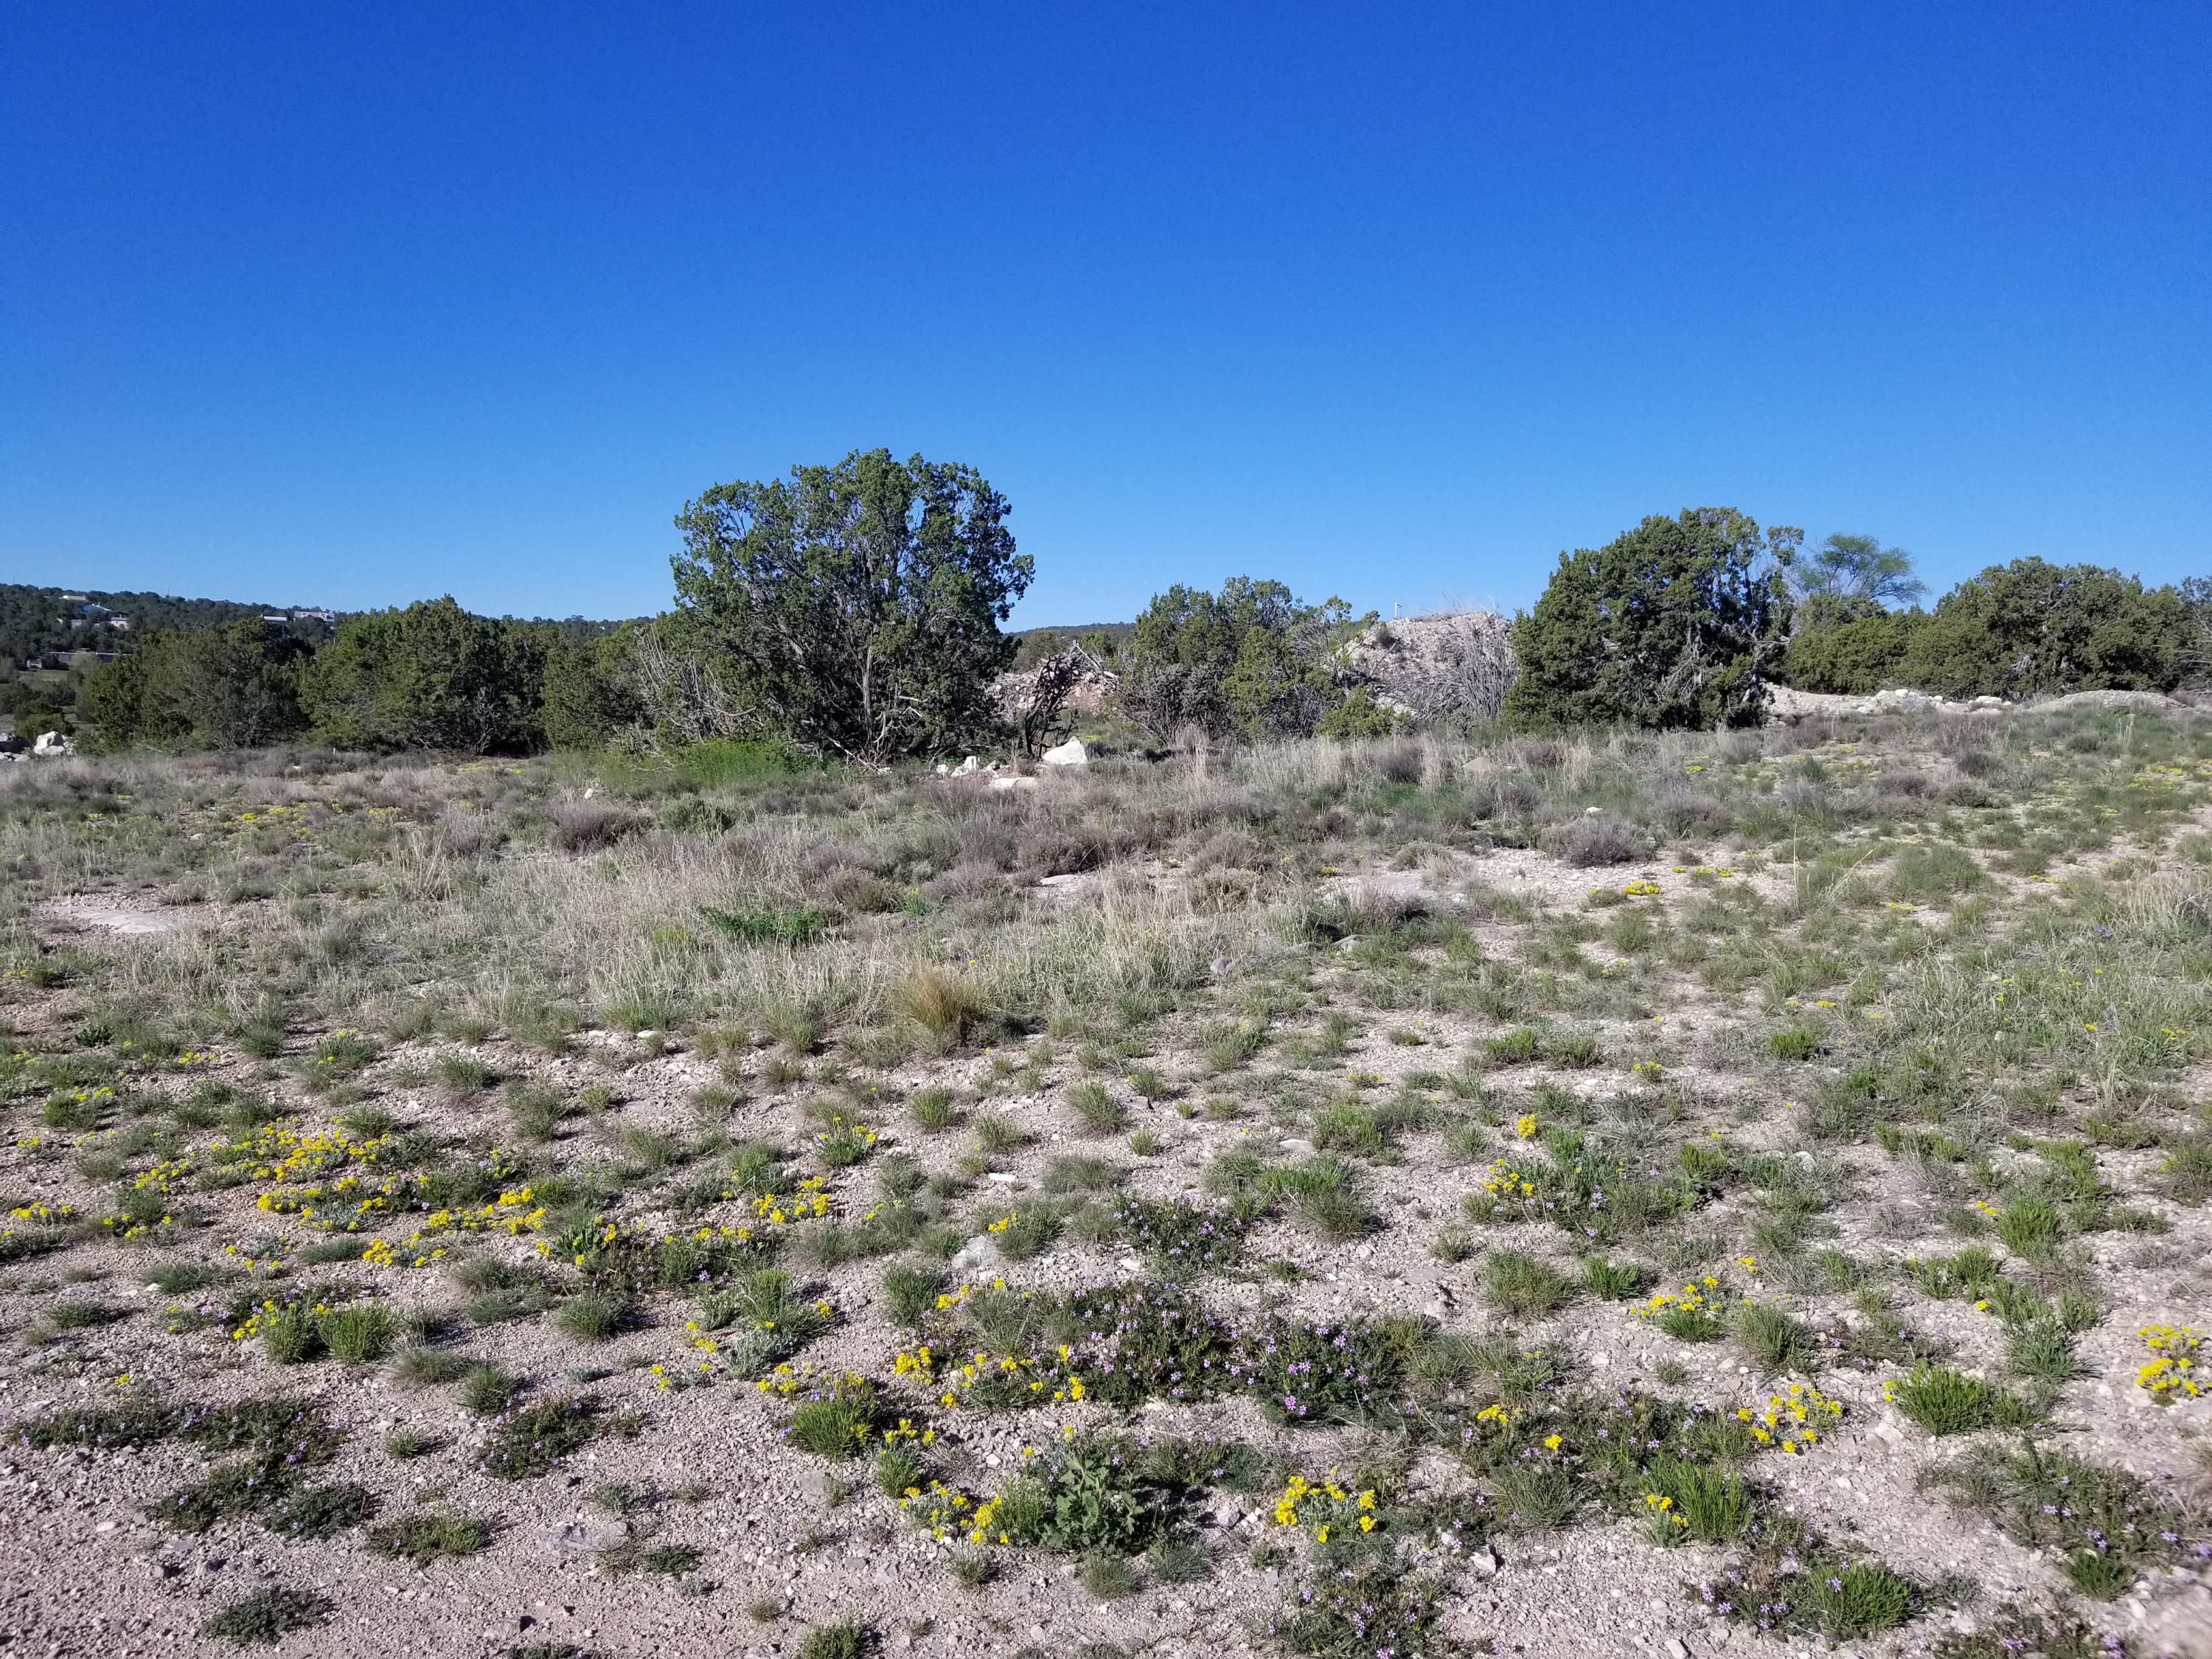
[4,4,2207,625]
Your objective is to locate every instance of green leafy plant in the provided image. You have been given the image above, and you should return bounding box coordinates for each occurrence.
[1271,1565,1444,1659]
[368,1509,490,1563]
[318,1302,394,1363]
[796,1618,876,1659]
[700,903,832,945]
[1068,1080,1127,1134]
[787,1373,882,1459]
[1641,1455,1752,1545]
[1581,1255,1649,1299]
[1482,1248,1576,1316]
[1886,1365,2037,1436]
[202,1587,330,1646]
[480,1398,602,1478]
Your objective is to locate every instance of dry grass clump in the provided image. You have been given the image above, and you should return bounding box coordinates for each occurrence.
[546,799,648,852]
[1552,811,1646,867]
[894,969,985,1051]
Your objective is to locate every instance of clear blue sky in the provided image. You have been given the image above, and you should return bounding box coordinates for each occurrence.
[4,4,2207,625]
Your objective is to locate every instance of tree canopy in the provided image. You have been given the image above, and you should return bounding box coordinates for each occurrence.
[1792,533,1924,609]
[80,619,312,748]
[1504,507,1797,729]
[300,598,547,753]
[1119,578,1363,741]
[670,450,1031,763]
[1899,558,2188,699]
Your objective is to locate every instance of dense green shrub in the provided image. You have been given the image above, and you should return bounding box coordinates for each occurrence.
[1899,558,2188,698]
[671,448,1029,762]
[80,619,312,748]
[1784,610,1924,694]
[539,625,644,749]
[302,597,547,752]
[1119,577,1364,740]
[1505,507,1795,729]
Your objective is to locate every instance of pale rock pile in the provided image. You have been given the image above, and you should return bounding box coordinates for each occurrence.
[1766,684,2190,720]
[1333,610,1517,723]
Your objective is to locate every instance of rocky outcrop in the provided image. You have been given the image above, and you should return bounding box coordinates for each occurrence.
[993,647,1119,721]
[1333,611,1516,723]
[1765,684,2191,720]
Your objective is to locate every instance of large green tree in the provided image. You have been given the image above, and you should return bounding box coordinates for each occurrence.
[1792,532,1924,610]
[1899,558,2188,699]
[1504,507,1798,729]
[539,625,646,750]
[1120,577,1354,740]
[670,450,1031,762]
[2180,576,2212,689]
[302,597,546,752]
[1782,610,1926,695]
[79,619,310,748]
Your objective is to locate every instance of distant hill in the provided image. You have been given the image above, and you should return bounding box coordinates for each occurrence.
[0,583,338,669]
[0,583,638,672]
[2,578,1107,685]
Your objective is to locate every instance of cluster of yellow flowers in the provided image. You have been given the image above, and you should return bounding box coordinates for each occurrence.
[1621,879,1662,897]
[361,1186,548,1268]
[893,1343,1085,1409]
[218,1124,422,1231]
[0,1197,77,1259]
[816,1115,878,1150]
[754,1362,867,1399]
[1464,1158,1539,1221]
[221,1239,289,1273]
[1271,1474,1378,1543]
[226,1121,386,1181]
[131,1155,192,1197]
[230,1295,331,1341]
[2138,1324,2203,1403]
[233,801,316,830]
[100,1186,178,1239]
[678,1292,836,1384]
[881,1417,934,1451]
[922,1278,1012,1318]
[747,1175,831,1226]
[1636,1274,1734,1336]
[900,1478,995,1543]
[1735,1381,1843,1453]
[1643,1491,1688,1529]
[358,1236,419,1267]
[254,1169,410,1222]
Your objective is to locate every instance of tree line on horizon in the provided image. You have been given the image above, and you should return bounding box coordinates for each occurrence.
[43,450,2212,761]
